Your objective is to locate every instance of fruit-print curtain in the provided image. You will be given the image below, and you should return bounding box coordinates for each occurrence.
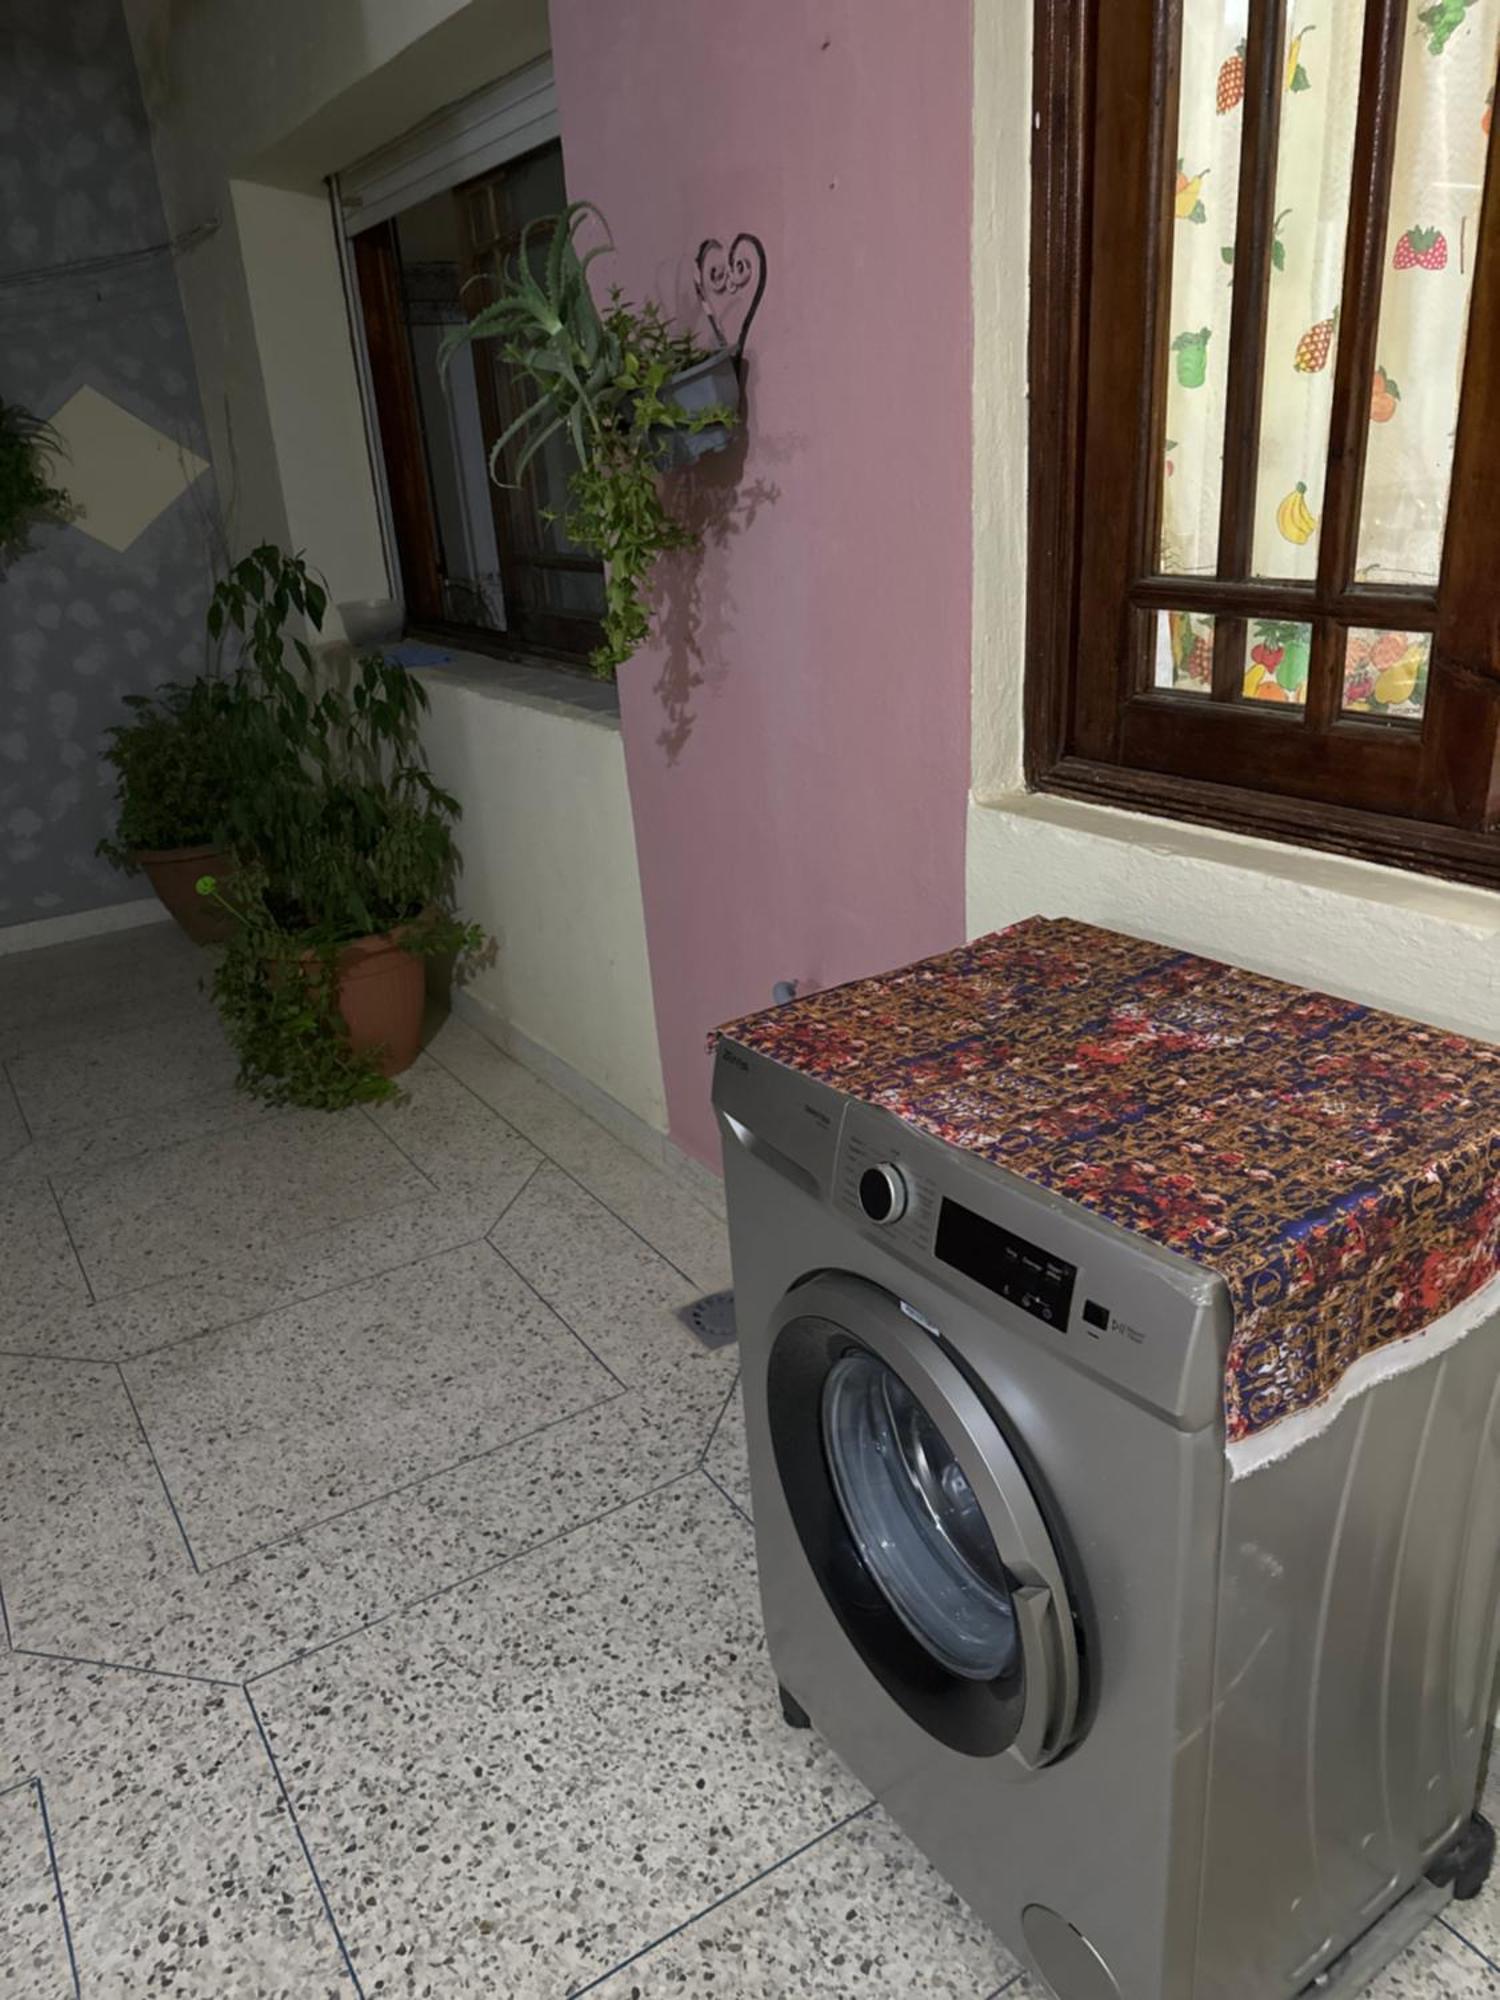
[1160,0,1497,710]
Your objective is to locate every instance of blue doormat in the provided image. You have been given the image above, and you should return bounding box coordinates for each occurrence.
[676,1290,736,1349]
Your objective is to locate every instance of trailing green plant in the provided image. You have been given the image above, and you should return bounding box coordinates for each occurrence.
[0,400,72,558]
[441,202,734,677]
[201,842,480,1112]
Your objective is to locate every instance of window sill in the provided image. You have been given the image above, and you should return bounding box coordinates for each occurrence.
[408,643,621,732]
[971,787,1500,932]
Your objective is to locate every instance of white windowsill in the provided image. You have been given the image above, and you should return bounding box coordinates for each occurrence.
[411,644,622,732]
[972,789,1500,933]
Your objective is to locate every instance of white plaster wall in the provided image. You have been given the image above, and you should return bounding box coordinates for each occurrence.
[968,5,1500,1043]
[417,673,668,1134]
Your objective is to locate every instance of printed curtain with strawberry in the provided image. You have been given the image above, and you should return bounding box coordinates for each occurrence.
[1159,0,1497,714]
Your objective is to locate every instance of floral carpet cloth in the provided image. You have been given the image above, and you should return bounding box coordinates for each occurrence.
[717,919,1500,1441]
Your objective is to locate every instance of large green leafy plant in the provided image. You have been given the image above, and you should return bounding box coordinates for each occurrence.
[197,548,480,1108]
[441,202,734,677]
[97,676,244,864]
[0,400,71,559]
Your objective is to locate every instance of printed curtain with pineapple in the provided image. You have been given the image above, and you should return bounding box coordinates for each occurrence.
[1158,0,1497,715]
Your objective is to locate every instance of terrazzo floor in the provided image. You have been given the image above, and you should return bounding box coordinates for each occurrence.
[2,921,1499,1998]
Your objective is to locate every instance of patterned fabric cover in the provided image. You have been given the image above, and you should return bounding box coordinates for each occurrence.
[717,918,1500,1440]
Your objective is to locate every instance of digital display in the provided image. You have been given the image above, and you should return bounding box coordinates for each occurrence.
[934,1199,1077,1330]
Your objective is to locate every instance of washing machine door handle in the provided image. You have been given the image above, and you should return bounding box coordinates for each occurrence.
[771,1274,1083,1767]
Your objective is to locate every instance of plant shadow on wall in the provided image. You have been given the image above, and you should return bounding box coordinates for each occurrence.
[440,204,769,707]
[97,545,486,1108]
[650,449,781,764]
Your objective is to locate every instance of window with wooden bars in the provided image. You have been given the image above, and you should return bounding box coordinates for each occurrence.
[1027,0,1500,886]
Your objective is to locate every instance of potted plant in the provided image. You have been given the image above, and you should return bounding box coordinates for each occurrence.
[200,636,481,1108]
[0,399,72,559]
[97,677,247,943]
[441,202,740,677]
[98,546,327,941]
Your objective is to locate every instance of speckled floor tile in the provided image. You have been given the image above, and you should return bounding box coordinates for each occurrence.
[703,1372,752,1519]
[122,1239,619,1568]
[5,1654,348,1996]
[6,1009,237,1138]
[0,1164,91,1329]
[583,1806,1017,1997]
[429,1020,731,1291]
[52,1106,433,1298]
[253,1475,867,1996]
[0,1779,73,2000]
[367,1053,542,1215]
[23,1188,497,1364]
[489,1163,719,1394]
[1361,1922,1500,1994]
[0,924,204,1063]
[8,1363,732,1684]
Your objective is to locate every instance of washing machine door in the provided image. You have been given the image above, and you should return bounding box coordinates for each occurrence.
[767,1274,1082,1767]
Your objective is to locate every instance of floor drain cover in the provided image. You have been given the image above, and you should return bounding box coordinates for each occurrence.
[677,1289,737,1349]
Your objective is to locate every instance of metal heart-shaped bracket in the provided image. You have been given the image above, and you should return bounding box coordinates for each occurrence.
[694,233,767,358]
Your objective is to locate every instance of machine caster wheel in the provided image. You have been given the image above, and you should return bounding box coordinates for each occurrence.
[778,1682,811,1730]
[1427,1812,1496,1902]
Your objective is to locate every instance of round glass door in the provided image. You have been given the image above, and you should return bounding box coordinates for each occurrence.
[822,1351,1019,1680]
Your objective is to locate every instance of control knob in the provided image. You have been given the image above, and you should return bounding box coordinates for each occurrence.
[858,1162,910,1225]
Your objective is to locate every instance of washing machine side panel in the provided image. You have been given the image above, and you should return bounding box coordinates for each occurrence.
[723,1129,1227,2000]
[1196,1314,1500,1999]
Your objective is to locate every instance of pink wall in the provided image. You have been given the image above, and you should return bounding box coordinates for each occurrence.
[551,0,974,1166]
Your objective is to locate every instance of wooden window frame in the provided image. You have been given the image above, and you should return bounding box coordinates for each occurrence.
[349,143,605,670]
[1025,0,1500,889]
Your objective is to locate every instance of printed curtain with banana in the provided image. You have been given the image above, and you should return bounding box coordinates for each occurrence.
[1158,0,1497,715]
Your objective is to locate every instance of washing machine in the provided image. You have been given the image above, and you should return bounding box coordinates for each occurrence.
[713,1036,1500,2000]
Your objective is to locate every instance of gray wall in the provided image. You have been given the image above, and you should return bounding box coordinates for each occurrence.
[0,0,218,928]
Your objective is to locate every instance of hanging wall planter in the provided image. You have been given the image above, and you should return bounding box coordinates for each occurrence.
[441,206,768,677]
[650,234,766,470]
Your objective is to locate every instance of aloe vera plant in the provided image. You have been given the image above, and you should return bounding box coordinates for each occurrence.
[441,202,735,677]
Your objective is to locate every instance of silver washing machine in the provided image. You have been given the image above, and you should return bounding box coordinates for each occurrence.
[714,1039,1500,2000]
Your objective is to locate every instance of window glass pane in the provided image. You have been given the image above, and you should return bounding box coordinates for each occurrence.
[1341,627,1431,717]
[1242,617,1313,704]
[1159,2,1247,574]
[1356,0,1499,585]
[1250,0,1369,579]
[1154,610,1216,693]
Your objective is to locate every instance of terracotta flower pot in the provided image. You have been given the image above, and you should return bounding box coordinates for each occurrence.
[132,843,235,945]
[306,931,425,1078]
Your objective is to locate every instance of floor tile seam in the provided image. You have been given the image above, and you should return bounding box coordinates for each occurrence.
[114,1362,200,1573]
[1,1061,33,1142]
[193,1379,631,1576]
[107,1213,502,1370]
[82,1180,442,1313]
[44,1176,95,1307]
[243,1686,366,1997]
[564,1802,879,1996]
[424,1041,720,1292]
[698,1464,753,1529]
[7,1642,241,1689]
[357,1099,446,1197]
[1439,1910,1500,1974]
[243,1460,700,1690]
[697,1368,741,1465]
[479,1235,629,1392]
[0,1571,12,1647]
[32,1774,82,2000]
[0,1770,38,1799]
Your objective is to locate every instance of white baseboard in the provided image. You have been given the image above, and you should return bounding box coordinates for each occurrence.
[449,985,725,1216]
[0,896,170,957]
